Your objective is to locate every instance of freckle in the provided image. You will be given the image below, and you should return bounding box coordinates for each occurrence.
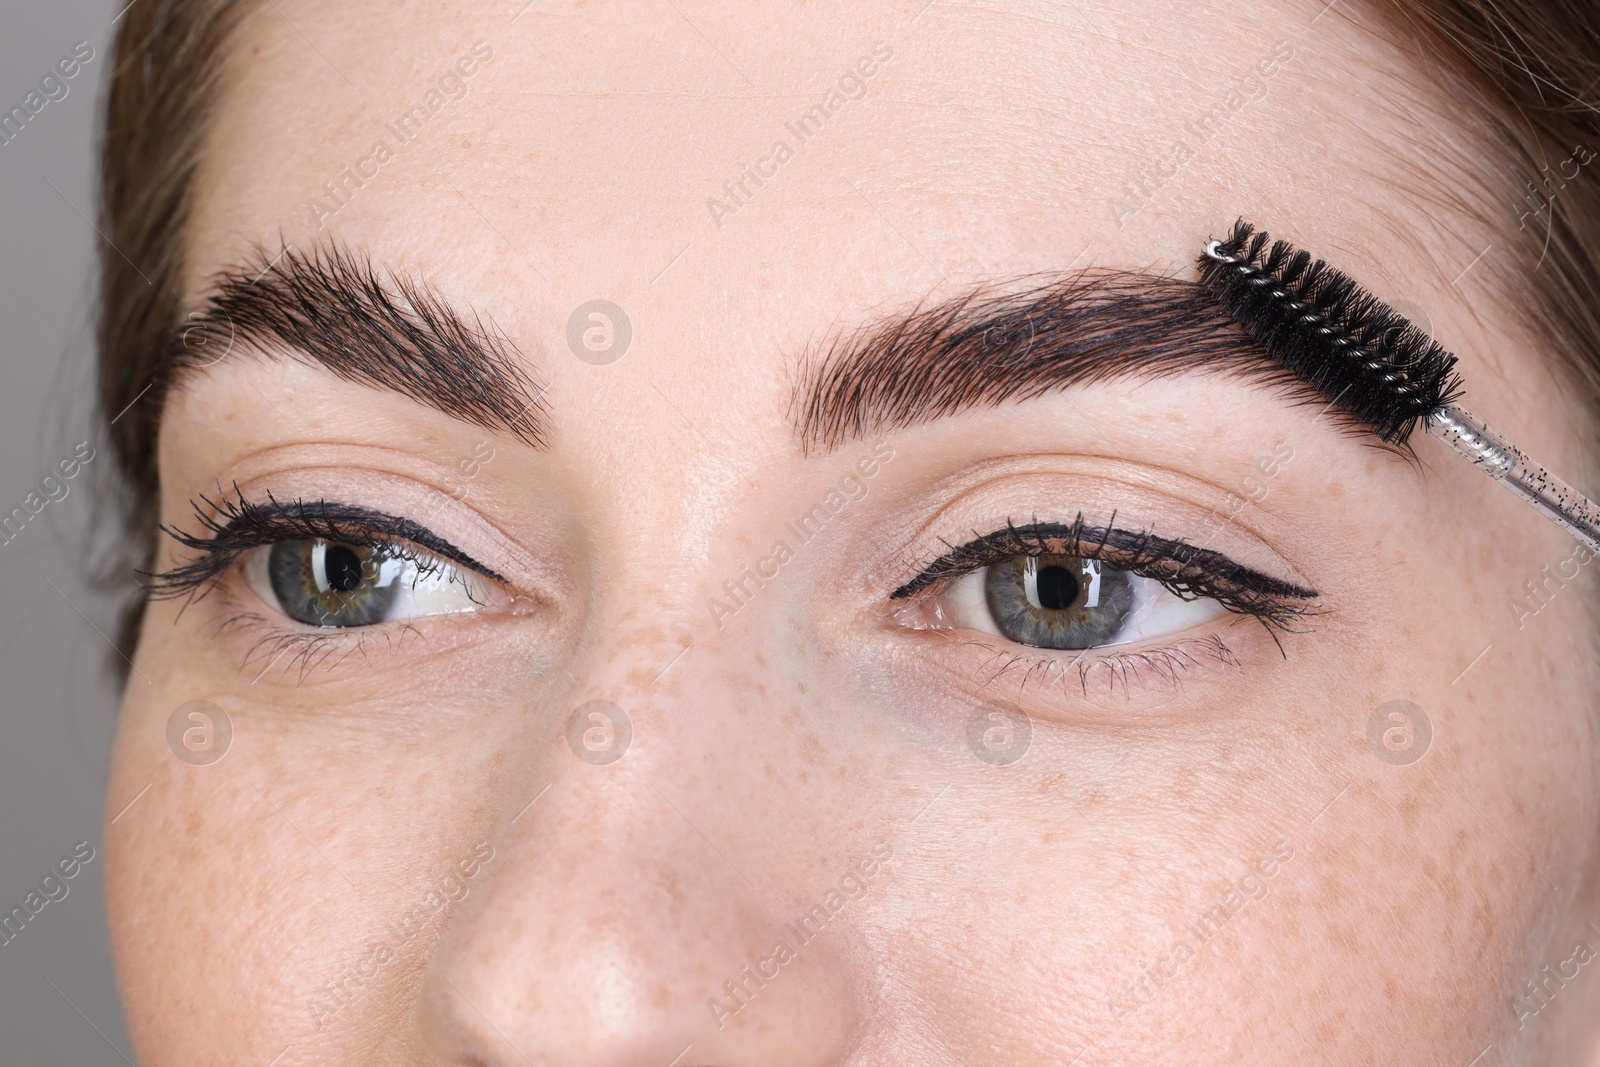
[659,869,686,906]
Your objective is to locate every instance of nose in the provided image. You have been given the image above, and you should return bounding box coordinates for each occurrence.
[415,654,861,1066]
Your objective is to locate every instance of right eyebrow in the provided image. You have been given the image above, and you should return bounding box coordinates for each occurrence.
[166,243,547,445]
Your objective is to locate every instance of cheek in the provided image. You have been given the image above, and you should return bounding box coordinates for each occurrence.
[854,640,1597,1063]
[865,729,1308,1060]
[106,690,271,1060]
[104,656,511,1061]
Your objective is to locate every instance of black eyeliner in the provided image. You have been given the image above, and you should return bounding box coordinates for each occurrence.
[892,514,1318,629]
[145,489,507,601]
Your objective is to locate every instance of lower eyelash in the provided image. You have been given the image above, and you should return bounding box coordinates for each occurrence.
[973,632,1242,698]
[217,609,427,684]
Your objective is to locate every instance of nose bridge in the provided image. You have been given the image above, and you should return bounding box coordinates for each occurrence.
[418,634,861,1065]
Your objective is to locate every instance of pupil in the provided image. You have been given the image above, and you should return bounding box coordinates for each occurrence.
[1036,564,1078,610]
[324,545,365,593]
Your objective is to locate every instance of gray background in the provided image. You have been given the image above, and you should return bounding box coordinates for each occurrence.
[0,0,137,1061]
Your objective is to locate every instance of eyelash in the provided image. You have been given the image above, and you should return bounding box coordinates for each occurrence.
[146,489,504,603]
[893,514,1319,685]
[145,491,507,681]
[149,499,1316,688]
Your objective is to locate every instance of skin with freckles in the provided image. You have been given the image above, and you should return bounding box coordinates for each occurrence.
[104,0,1600,1064]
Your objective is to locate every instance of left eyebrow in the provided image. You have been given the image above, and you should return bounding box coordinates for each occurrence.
[791,270,1345,453]
[165,243,547,445]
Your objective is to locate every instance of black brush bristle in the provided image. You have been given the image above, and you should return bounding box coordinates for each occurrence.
[1195,219,1464,445]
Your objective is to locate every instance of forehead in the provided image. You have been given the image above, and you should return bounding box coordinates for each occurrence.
[185,1,1461,374]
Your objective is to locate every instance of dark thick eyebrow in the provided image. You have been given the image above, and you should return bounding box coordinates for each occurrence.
[791,271,1349,453]
[166,243,546,445]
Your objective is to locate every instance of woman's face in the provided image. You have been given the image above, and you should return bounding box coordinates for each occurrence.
[106,0,1600,1063]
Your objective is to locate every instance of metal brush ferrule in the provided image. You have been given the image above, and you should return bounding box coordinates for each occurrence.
[1428,404,1600,551]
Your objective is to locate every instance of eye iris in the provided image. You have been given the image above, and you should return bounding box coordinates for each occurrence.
[984,553,1133,649]
[268,538,398,628]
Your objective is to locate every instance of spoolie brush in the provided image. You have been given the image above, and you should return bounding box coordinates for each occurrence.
[1197,218,1600,551]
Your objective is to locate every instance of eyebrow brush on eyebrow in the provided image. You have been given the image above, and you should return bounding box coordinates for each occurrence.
[1196,219,1600,552]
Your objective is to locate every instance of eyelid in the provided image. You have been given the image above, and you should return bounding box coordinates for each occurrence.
[146,489,508,602]
[894,515,1319,601]
[890,514,1322,645]
[883,516,1324,707]
[239,534,496,630]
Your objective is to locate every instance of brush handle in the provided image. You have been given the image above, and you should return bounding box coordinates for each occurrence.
[1428,405,1600,551]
